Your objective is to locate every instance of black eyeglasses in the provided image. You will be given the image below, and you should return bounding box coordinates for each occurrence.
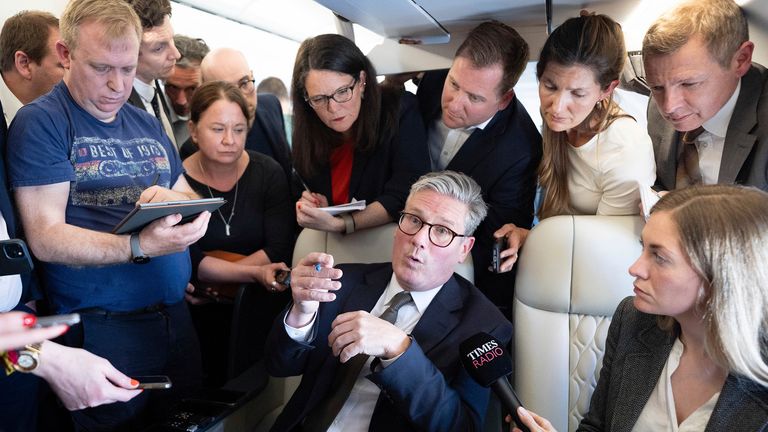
[236,77,256,95]
[305,78,357,109]
[398,212,466,248]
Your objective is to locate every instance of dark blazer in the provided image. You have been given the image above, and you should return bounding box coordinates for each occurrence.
[417,69,542,310]
[299,91,429,218]
[649,63,768,191]
[0,99,15,237]
[579,297,768,431]
[246,93,292,179]
[266,263,513,432]
[0,98,38,304]
[127,81,172,119]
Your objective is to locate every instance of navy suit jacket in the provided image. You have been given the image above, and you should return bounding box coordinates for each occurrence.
[0,100,15,238]
[579,297,768,431]
[648,63,768,191]
[417,70,542,310]
[0,98,38,304]
[266,263,513,432]
[246,93,291,178]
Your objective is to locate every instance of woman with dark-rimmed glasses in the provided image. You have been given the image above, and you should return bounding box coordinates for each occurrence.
[290,34,430,235]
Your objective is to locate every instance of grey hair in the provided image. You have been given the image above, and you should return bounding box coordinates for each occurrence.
[409,171,488,235]
[174,35,209,68]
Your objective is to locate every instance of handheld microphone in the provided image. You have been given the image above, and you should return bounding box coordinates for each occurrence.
[459,332,530,432]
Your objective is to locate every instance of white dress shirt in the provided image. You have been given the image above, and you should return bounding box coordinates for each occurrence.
[284,274,443,432]
[694,80,741,185]
[134,79,177,147]
[0,212,23,312]
[133,78,158,115]
[632,338,719,432]
[0,74,24,124]
[428,115,493,171]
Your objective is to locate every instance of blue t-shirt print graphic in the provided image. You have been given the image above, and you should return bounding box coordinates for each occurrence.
[70,135,172,207]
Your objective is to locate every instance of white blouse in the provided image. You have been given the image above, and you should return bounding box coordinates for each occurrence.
[567,117,656,216]
[632,338,720,432]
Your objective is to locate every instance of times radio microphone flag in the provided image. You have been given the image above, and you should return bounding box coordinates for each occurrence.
[459,332,530,432]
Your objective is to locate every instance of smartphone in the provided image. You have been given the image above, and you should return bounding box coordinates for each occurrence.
[134,375,173,389]
[492,237,505,273]
[0,239,33,276]
[275,269,291,287]
[33,313,81,328]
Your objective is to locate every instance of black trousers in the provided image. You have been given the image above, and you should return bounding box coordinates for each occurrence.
[64,301,202,432]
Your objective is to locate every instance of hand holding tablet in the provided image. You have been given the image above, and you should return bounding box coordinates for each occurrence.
[112,198,226,234]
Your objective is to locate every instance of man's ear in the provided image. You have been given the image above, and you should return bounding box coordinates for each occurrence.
[497,89,515,110]
[13,51,33,80]
[732,40,754,78]
[458,236,475,262]
[55,41,72,70]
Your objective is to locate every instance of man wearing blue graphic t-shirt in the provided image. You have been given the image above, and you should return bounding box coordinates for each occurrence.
[6,0,211,429]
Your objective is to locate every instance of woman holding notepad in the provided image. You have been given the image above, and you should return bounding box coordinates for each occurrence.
[290,34,430,234]
[181,81,294,386]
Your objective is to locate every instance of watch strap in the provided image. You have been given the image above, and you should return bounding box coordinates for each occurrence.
[130,233,150,264]
[340,213,355,234]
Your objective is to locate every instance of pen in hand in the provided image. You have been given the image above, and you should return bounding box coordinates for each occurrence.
[151,173,160,187]
[292,167,311,193]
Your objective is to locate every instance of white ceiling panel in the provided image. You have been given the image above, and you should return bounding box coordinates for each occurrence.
[174,0,338,42]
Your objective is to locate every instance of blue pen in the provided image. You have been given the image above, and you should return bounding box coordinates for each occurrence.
[314,263,322,272]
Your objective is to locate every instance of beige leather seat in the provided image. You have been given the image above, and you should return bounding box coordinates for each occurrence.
[513,215,643,431]
[253,223,474,430]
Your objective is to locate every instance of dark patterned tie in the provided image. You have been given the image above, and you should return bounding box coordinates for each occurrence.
[675,126,705,189]
[303,291,414,432]
[150,84,178,148]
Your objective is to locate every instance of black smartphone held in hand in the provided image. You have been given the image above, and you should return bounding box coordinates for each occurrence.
[135,375,172,389]
[492,236,505,273]
[275,269,291,287]
[33,313,81,328]
[0,239,33,276]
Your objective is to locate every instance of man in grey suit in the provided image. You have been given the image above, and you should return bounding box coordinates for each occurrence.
[643,0,767,192]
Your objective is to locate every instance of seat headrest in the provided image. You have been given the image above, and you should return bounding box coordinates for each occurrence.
[515,215,643,316]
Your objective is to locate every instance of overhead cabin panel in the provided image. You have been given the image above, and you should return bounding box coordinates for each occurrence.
[314,0,450,43]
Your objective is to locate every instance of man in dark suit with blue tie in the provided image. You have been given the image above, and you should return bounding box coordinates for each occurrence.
[266,171,512,431]
[416,21,542,318]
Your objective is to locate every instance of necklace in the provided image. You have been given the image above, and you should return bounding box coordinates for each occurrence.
[198,158,239,236]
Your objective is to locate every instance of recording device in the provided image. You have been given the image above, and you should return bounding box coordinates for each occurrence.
[134,375,173,389]
[33,313,80,328]
[0,239,33,276]
[275,269,291,287]
[459,332,530,432]
[492,236,505,273]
